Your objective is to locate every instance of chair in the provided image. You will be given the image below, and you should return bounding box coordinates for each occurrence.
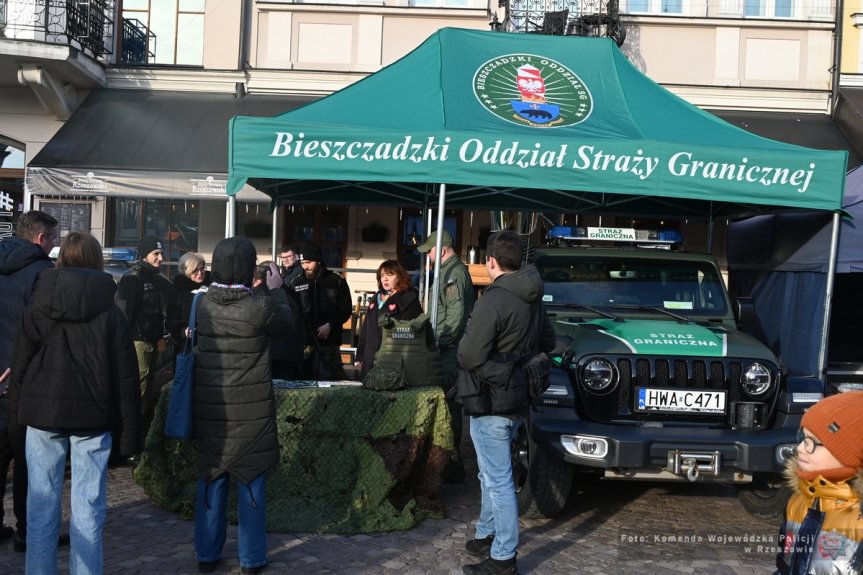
[528,9,569,35]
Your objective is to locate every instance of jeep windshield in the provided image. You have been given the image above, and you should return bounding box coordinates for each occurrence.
[536,255,729,317]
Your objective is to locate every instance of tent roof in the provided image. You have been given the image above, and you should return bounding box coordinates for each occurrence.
[728,165,863,273]
[228,28,847,217]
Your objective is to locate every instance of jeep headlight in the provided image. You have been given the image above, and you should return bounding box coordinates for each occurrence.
[582,358,617,392]
[742,362,771,395]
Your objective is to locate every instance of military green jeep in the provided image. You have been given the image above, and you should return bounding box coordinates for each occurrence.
[514,243,804,520]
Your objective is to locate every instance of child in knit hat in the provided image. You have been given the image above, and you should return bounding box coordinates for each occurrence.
[774,391,863,574]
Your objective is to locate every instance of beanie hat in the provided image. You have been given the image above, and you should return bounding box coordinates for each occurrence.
[137,235,164,259]
[799,391,863,480]
[298,242,323,263]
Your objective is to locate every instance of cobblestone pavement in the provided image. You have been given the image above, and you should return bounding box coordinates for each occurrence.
[2,462,778,574]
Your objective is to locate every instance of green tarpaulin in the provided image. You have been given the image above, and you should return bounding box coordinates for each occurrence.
[228,28,847,216]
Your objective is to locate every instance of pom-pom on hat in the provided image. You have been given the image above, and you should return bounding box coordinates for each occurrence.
[801,391,863,472]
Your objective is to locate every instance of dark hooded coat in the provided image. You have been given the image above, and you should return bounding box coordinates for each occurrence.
[8,267,142,455]
[0,236,52,371]
[193,237,296,484]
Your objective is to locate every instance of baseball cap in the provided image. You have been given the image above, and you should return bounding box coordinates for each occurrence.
[417,230,453,253]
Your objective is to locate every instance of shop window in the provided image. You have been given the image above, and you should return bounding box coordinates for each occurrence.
[238,203,272,240]
[39,202,92,247]
[399,209,460,273]
[109,197,200,268]
[0,143,25,236]
[282,206,348,270]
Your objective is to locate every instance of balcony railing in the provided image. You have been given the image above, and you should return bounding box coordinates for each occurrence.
[121,17,153,64]
[1,0,114,58]
[492,0,626,46]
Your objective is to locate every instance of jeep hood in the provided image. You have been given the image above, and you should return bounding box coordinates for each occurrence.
[556,318,778,361]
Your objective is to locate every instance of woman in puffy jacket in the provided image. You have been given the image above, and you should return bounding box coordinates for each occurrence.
[9,231,141,575]
[193,237,298,575]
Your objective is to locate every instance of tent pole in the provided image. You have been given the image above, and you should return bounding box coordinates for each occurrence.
[817,212,841,380]
[271,204,279,261]
[430,184,447,336]
[226,196,237,238]
[422,206,432,312]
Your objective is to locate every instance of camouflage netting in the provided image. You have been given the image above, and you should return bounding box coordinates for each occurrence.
[134,384,455,534]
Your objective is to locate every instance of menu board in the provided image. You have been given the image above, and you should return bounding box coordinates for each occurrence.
[39,202,92,244]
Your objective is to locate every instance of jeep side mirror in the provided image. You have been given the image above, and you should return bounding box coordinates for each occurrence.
[735,297,755,324]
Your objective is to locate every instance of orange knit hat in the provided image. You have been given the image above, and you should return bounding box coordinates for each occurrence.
[801,391,863,473]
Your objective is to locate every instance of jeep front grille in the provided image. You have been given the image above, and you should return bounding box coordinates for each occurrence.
[576,355,777,424]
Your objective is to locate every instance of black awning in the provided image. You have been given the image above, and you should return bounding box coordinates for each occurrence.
[708,109,861,171]
[27,89,314,199]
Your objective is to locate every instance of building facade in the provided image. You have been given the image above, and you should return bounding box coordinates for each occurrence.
[1,0,860,288]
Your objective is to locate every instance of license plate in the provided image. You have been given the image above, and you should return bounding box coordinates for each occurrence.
[637,388,726,414]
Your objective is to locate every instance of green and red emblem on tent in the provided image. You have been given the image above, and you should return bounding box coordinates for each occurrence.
[473,54,593,128]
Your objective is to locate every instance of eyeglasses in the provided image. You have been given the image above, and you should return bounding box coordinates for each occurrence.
[191,267,205,275]
[797,428,824,454]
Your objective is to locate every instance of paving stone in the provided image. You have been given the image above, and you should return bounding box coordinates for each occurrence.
[1,466,778,574]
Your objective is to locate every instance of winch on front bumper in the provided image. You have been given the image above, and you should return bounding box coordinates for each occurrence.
[529,403,801,480]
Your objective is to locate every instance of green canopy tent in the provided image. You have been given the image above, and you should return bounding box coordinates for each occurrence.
[228,27,847,217]
[227,28,848,372]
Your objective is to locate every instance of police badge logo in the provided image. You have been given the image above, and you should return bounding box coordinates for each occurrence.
[473,54,592,128]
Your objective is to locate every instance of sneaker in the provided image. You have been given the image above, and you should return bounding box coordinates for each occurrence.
[240,563,267,574]
[465,536,494,558]
[462,555,518,575]
[198,560,220,573]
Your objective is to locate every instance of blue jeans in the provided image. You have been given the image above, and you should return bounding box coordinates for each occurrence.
[25,427,111,575]
[195,473,268,569]
[470,415,523,561]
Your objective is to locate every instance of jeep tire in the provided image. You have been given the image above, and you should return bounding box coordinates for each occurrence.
[512,425,574,518]
[734,474,791,520]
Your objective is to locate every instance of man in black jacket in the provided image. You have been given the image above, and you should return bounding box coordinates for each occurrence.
[115,235,172,439]
[0,210,60,551]
[289,242,353,380]
[279,245,303,285]
[457,231,556,575]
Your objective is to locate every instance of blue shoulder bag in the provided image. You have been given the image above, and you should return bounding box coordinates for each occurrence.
[164,291,203,440]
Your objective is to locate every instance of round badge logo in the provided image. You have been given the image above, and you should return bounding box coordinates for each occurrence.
[473,54,592,128]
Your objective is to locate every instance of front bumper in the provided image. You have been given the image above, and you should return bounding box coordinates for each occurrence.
[530,405,802,475]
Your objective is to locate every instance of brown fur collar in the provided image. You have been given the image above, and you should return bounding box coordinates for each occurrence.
[784,456,863,502]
